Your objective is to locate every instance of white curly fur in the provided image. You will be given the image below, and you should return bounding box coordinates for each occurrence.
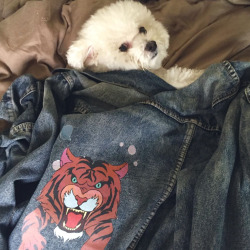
[66,0,203,88]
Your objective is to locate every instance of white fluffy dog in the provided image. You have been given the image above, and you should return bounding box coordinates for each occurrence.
[66,0,203,88]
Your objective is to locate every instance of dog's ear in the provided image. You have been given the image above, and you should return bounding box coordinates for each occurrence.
[84,46,96,67]
[66,40,96,70]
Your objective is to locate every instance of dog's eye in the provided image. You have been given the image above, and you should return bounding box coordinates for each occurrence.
[119,43,128,52]
[139,26,147,34]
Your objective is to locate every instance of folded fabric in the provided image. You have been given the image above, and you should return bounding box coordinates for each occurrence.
[1,0,250,101]
[227,0,250,5]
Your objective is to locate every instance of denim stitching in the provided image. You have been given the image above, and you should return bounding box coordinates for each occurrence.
[212,86,240,108]
[223,61,239,82]
[61,72,74,89]
[6,88,17,122]
[10,122,34,136]
[20,89,37,104]
[212,61,240,107]
[128,124,196,249]
[73,100,90,114]
[244,85,250,104]
[80,71,153,97]
[140,100,221,132]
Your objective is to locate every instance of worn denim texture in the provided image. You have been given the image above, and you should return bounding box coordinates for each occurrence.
[0,61,250,250]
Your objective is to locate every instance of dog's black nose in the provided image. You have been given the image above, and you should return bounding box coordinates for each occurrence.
[145,41,157,52]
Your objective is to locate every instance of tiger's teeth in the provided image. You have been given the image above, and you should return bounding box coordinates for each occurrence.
[65,208,88,218]
[63,221,81,231]
[69,208,87,215]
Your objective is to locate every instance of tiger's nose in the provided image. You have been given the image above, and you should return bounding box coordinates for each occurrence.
[145,41,157,52]
[75,195,87,206]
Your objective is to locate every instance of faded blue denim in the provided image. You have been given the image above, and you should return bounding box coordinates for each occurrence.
[0,61,250,250]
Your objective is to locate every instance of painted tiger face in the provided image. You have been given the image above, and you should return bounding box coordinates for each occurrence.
[37,148,128,242]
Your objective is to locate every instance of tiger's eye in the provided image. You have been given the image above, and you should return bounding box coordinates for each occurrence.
[139,26,147,34]
[95,182,102,188]
[72,176,77,183]
[119,43,128,52]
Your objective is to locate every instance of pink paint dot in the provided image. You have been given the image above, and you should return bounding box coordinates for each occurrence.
[119,142,124,147]
[128,145,136,155]
[133,161,138,166]
[52,160,61,171]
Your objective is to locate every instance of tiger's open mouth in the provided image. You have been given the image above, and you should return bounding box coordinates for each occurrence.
[58,207,90,233]
[58,187,103,233]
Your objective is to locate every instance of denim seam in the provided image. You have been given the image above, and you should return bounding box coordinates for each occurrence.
[128,124,196,249]
[245,86,250,103]
[140,100,220,132]
[212,61,240,107]
[4,88,17,122]
[61,72,74,89]
[80,71,152,97]
[20,89,37,104]
[73,101,90,114]
[10,122,34,136]
[223,61,239,82]
[212,85,240,108]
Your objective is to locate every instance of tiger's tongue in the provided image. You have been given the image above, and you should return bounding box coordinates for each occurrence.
[66,212,82,228]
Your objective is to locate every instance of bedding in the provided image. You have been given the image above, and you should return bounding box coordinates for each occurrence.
[0,0,250,100]
[1,0,250,249]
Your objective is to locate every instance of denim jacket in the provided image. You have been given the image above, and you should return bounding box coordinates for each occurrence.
[0,61,250,250]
